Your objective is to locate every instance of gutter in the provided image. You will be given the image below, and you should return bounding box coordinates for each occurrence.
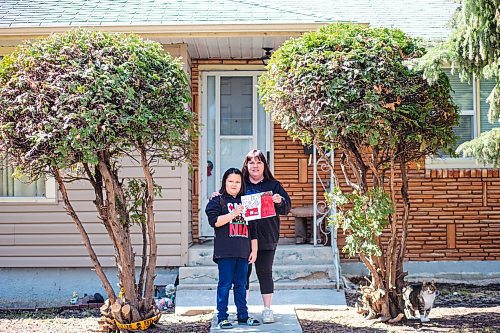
[0,22,364,39]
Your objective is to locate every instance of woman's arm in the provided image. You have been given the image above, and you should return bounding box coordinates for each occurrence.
[273,182,291,215]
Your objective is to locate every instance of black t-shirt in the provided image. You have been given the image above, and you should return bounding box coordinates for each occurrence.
[205,193,258,262]
[244,179,291,251]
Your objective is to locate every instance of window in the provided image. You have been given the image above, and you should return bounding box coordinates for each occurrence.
[0,158,57,202]
[426,69,499,169]
[1,159,46,197]
[446,69,475,149]
[479,79,497,134]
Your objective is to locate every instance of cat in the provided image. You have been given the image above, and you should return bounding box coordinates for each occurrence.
[403,280,438,322]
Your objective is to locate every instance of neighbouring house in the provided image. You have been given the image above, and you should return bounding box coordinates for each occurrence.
[1,0,499,307]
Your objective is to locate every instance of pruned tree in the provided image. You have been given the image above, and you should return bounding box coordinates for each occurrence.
[259,23,459,322]
[416,0,499,165]
[0,29,195,327]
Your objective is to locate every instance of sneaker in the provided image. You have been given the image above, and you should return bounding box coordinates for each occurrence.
[217,319,233,329]
[238,317,261,326]
[262,307,274,323]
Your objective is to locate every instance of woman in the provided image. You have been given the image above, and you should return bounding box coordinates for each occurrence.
[241,149,291,323]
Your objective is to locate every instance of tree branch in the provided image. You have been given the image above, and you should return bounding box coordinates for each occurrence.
[82,162,120,267]
[138,144,158,312]
[98,151,138,319]
[53,167,116,302]
[340,152,360,191]
[387,156,398,289]
[397,157,410,267]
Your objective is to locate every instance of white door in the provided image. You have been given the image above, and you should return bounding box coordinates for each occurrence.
[199,72,271,238]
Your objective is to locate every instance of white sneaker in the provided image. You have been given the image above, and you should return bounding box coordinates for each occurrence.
[262,307,274,323]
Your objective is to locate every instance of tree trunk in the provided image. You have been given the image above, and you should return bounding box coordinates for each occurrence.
[53,152,162,326]
[397,159,411,313]
[97,153,141,322]
[53,168,116,303]
[353,158,406,322]
[138,219,148,300]
[139,146,158,313]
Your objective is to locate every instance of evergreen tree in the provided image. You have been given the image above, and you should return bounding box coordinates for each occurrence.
[416,0,499,165]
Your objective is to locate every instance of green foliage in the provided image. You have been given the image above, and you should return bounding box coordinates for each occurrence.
[449,0,498,79]
[259,23,459,162]
[259,23,459,276]
[414,0,499,163]
[457,128,500,167]
[0,29,194,180]
[125,178,163,226]
[327,187,394,257]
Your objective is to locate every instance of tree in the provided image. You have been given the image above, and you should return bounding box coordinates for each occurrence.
[259,23,459,321]
[416,0,499,165]
[0,29,195,328]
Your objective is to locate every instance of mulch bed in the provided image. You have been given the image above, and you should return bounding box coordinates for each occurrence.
[0,307,212,333]
[1,282,499,332]
[297,282,500,333]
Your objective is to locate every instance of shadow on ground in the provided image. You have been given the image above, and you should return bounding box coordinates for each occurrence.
[403,310,500,331]
[297,307,500,333]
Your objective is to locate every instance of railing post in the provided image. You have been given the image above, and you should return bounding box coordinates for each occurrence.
[313,145,317,246]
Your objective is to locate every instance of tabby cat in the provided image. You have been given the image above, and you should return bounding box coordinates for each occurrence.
[403,280,438,322]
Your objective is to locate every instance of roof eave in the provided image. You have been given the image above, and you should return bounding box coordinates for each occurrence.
[0,22,368,39]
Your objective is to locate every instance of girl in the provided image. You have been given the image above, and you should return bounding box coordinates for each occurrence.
[205,168,261,329]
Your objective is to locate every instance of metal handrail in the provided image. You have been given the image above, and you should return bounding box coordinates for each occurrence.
[312,145,341,290]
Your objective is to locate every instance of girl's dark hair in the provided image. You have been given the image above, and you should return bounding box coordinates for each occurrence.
[241,149,276,182]
[219,168,245,197]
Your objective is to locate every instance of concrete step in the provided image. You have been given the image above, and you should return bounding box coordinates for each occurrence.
[178,264,336,285]
[187,243,335,267]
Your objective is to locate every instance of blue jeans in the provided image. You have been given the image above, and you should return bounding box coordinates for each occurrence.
[217,257,249,322]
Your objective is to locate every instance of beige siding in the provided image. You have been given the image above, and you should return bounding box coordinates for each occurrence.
[164,43,194,259]
[0,159,190,267]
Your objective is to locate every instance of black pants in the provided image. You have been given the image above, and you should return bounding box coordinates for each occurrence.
[246,249,275,294]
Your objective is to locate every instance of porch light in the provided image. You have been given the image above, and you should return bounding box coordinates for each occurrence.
[262,47,273,65]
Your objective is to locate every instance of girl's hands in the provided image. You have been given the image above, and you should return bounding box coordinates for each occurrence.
[248,251,257,264]
[232,204,245,216]
[272,193,282,204]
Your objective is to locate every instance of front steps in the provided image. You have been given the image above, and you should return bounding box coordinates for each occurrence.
[175,242,346,316]
[177,243,339,291]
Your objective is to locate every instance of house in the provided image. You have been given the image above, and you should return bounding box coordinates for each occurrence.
[1,0,499,306]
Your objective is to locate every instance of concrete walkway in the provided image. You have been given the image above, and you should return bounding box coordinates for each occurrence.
[176,288,347,332]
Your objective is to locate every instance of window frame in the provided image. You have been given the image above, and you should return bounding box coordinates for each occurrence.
[0,176,58,204]
[425,71,497,169]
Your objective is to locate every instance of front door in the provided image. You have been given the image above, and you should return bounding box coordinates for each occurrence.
[199,71,271,237]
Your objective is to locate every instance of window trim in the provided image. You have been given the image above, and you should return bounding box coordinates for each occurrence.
[426,72,497,169]
[0,176,58,204]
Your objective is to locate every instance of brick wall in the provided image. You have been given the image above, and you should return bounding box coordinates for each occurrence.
[191,60,201,241]
[406,169,500,261]
[191,59,500,262]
